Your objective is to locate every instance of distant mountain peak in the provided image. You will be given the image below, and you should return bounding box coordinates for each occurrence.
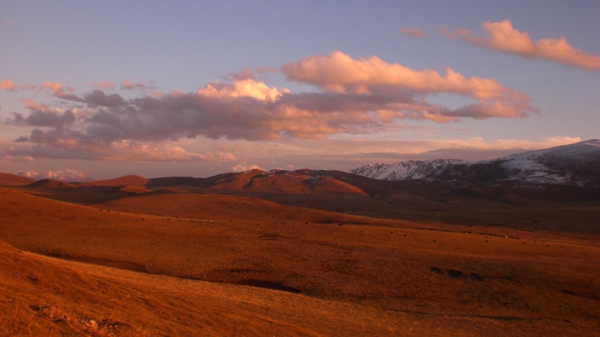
[350,140,600,187]
[350,159,467,181]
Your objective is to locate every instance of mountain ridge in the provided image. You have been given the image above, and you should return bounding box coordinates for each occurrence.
[351,140,600,188]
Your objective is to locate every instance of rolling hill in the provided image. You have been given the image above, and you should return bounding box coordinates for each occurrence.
[0,173,35,186]
[81,175,150,187]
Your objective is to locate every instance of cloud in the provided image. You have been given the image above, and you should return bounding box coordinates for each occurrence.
[439,26,471,40]
[8,100,76,128]
[197,78,289,101]
[442,20,600,70]
[121,79,156,90]
[228,135,583,172]
[1,80,17,91]
[90,81,115,89]
[7,141,235,162]
[39,82,82,101]
[261,135,584,169]
[281,51,535,119]
[4,52,539,161]
[428,136,582,152]
[232,162,263,172]
[83,90,126,107]
[16,169,92,182]
[283,51,520,99]
[283,135,582,157]
[399,27,427,39]
[6,79,534,159]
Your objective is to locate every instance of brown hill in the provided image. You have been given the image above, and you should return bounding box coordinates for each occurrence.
[201,168,267,190]
[194,169,369,196]
[146,176,201,187]
[240,169,369,195]
[26,179,76,188]
[141,169,369,196]
[0,173,35,186]
[82,175,149,187]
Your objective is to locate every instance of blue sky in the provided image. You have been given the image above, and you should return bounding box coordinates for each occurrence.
[1,1,599,180]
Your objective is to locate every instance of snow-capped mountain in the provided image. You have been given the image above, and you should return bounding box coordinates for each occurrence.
[351,140,600,187]
[349,159,467,181]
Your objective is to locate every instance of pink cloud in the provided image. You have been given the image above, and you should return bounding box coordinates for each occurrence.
[5,51,540,162]
[105,142,236,161]
[0,79,17,91]
[197,78,289,101]
[431,136,583,152]
[229,136,585,171]
[282,51,515,99]
[90,81,115,89]
[281,51,535,120]
[39,82,81,101]
[443,20,600,70]
[121,79,156,90]
[439,26,471,40]
[7,141,235,162]
[399,27,427,39]
[6,78,534,162]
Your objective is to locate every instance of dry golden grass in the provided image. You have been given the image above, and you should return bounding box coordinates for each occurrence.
[1,187,600,335]
[0,240,422,336]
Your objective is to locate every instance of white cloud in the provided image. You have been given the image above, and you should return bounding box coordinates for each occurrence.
[232,162,263,172]
[16,169,92,182]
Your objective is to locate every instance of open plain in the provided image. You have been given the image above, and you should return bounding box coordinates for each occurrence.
[1,172,600,336]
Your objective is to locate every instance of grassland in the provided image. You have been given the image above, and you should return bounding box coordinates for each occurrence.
[1,185,599,336]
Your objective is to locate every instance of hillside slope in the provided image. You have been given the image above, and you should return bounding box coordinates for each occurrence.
[0,173,35,186]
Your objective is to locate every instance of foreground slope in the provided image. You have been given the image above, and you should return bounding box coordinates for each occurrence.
[1,188,600,336]
[0,239,419,337]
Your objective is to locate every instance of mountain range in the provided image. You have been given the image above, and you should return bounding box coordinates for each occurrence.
[2,140,599,203]
[350,139,600,188]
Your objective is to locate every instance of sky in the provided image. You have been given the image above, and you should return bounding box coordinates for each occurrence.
[1,0,599,180]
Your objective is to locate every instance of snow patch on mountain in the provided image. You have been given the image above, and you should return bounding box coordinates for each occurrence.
[349,159,467,181]
[488,139,600,186]
[351,140,600,187]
